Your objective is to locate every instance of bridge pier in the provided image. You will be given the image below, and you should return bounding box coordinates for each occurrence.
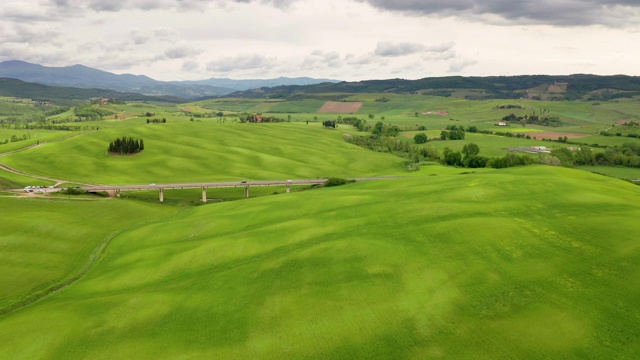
[201,187,207,203]
[159,188,164,203]
[115,189,121,198]
[286,182,291,193]
[244,185,249,198]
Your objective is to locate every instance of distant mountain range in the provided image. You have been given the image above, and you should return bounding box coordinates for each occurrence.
[3,60,640,103]
[0,60,340,99]
[229,74,640,101]
[0,78,184,105]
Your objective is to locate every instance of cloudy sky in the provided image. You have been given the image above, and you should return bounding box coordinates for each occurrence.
[2,0,640,81]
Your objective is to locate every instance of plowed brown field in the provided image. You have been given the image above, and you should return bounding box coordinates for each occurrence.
[318,101,363,113]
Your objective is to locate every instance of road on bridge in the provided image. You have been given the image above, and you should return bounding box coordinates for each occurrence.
[81,177,400,192]
[82,179,329,192]
[81,177,401,202]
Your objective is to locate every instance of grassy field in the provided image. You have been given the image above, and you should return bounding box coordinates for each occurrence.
[577,134,640,147]
[0,166,638,358]
[2,122,406,185]
[2,94,640,358]
[0,129,73,154]
[0,196,177,313]
[577,165,640,180]
[401,130,574,158]
[0,170,55,188]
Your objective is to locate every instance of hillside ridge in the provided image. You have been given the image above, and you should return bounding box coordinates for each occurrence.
[0,60,339,99]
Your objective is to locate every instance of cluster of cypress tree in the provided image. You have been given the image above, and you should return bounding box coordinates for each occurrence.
[108,136,144,155]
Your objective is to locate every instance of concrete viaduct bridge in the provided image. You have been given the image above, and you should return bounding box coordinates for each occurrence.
[82,179,328,203]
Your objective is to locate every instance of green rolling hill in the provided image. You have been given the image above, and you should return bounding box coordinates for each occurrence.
[0,166,638,358]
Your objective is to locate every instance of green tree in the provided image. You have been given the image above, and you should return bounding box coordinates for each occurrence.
[550,148,574,166]
[450,129,465,140]
[414,132,428,144]
[443,147,462,166]
[573,147,593,165]
[322,120,337,128]
[464,155,488,168]
[372,121,385,136]
[462,143,480,158]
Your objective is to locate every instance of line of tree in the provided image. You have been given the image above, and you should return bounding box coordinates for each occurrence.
[238,113,287,123]
[440,129,465,140]
[550,143,640,168]
[502,113,562,127]
[601,131,640,139]
[341,117,370,132]
[372,121,400,137]
[44,106,70,117]
[108,136,144,155]
[345,134,440,168]
[91,98,126,105]
[442,143,534,169]
[182,111,216,118]
[74,104,113,122]
[0,133,31,145]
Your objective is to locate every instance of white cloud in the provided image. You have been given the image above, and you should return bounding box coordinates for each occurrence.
[0,0,639,81]
[448,60,478,73]
[164,46,203,59]
[206,54,279,72]
[302,51,342,70]
[181,59,201,71]
[374,41,455,57]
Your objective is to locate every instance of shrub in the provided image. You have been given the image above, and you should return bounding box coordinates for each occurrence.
[324,178,353,187]
[414,132,428,144]
[62,187,85,195]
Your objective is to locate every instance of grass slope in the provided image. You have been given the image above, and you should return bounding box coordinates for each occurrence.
[0,197,177,313]
[0,170,54,188]
[1,166,638,359]
[2,122,406,184]
[0,129,71,154]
